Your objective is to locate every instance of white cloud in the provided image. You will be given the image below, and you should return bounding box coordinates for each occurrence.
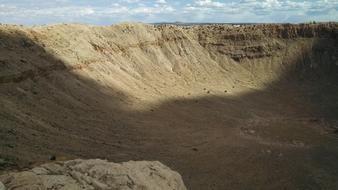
[195,0,225,8]
[156,0,167,4]
[131,4,174,14]
[0,0,336,24]
[0,5,96,17]
[121,0,140,3]
[184,0,338,19]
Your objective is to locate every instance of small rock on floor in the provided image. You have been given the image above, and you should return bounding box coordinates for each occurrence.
[48,155,56,161]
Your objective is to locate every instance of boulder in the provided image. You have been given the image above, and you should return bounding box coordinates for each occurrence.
[0,182,5,190]
[0,159,187,190]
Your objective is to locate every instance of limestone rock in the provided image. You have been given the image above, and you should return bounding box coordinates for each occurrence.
[0,182,5,190]
[0,159,187,190]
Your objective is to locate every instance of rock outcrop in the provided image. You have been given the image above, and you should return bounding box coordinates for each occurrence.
[0,159,187,190]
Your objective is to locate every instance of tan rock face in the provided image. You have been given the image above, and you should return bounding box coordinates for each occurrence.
[0,159,187,190]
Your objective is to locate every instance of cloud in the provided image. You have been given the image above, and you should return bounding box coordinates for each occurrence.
[155,0,167,4]
[131,5,174,14]
[195,0,224,8]
[120,0,141,3]
[183,0,338,22]
[0,0,337,25]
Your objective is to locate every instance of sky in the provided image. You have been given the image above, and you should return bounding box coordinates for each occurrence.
[0,0,337,25]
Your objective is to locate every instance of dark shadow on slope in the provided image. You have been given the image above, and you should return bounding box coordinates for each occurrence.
[0,28,338,190]
[0,29,133,169]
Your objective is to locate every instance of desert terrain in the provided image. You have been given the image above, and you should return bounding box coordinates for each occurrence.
[0,23,338,189]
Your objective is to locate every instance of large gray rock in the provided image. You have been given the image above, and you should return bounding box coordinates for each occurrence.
[0,182,5,190]
[0,159,187,190]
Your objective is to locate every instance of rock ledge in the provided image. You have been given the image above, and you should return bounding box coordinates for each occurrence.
[0,159,187,190]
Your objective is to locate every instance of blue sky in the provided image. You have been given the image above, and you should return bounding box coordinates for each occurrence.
[0,0,337,25]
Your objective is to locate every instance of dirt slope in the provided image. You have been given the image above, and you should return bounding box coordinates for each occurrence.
[0,23,338,190]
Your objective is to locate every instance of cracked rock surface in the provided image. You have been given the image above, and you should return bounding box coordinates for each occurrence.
[0,159,187,190]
